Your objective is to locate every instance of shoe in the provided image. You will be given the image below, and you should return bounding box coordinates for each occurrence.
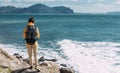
[35,67,40,72]
[29,66,33,69]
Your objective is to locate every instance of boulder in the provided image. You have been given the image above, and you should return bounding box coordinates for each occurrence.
[38,56,45,62]
[0,48,15,60]
[60,67,75,73]
[0,48,29,71]
[38,62,60,73]
[38,56,57,62]
[13,53,22,59]
[0,67,12,73]
[13,53,23,62]
[60,64,67,67]
[23,58,29,64]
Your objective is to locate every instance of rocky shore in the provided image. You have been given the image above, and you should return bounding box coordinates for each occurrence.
[0,48,75,73]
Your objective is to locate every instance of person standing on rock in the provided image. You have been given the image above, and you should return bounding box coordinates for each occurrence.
[23,17,40,70]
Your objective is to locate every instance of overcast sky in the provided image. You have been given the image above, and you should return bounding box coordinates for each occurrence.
[0,0,120,13]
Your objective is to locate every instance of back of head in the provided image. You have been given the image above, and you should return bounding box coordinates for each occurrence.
[28,17,34,23]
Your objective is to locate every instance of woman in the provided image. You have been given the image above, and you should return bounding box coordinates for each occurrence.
[23,17,40,70]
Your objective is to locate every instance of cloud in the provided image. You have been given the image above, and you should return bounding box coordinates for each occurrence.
[0,0,13,6]
[13,0,56,3]
[0,0,56,7]
[91,3,116,13]
[65,2,116,13]
[87,0,105,3]
[0,0,11,3]
[98,0,104,2]
[96,3,113,7]
[69,0,79,1]
[115,0,120,4]
[88,0,92,2]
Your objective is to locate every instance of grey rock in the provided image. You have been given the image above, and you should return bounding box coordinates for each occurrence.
[38,56,57,62]
[23,58,29,64]
[60,64,67,67]
[13,53,23,59]
[60,67,75,73]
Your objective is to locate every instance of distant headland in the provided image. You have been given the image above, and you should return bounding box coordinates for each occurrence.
[0,4,74,14]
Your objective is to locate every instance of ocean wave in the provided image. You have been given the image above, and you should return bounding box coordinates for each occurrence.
[0,20,26,24]
[58,39,120,73]
[0,43,27,57]
[1,39,120,73]
[0,43,66,64]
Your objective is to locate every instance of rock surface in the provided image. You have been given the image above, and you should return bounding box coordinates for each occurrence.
[60,67,75,73]
[38,56,57,62]
[0,47,75,73]
[0,48,60,73]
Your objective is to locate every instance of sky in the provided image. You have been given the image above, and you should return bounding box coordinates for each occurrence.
[0,0,120,13]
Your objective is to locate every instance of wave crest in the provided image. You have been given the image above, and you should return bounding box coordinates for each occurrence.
[58,39,120,73]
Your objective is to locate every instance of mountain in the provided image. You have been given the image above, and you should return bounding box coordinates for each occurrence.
[0,5,21,13]
[0,4,74,13]
[52,6,73,13]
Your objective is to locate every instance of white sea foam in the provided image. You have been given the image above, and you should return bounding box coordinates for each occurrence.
[0,44,19,54]
[1,39,120,73]
[0,43,27,57]
[58,39,120,73]
[0,43,65,63]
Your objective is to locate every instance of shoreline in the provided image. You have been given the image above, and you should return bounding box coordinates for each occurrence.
[0,47,75,73]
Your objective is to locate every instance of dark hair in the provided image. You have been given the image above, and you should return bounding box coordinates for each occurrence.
[28,17,34,23]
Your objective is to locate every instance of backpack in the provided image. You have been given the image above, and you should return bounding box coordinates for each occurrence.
[25,25,37,45]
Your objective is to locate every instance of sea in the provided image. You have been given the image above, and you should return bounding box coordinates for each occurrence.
[0,13,120,73]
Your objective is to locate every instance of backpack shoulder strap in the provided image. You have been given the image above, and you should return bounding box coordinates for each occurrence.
[26,25,37,29]
[34,25,37,30]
